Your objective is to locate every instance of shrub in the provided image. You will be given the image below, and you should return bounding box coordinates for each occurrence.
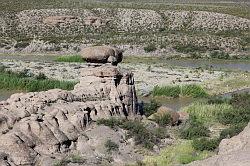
[192,138,220,151]
[143,100,159,117]
[96,118,123,129]
[230,93,250,110]
[144,44,157,52]
[180,116,210,139]
[122,120,157,149]
[210,51,230,59]
[55,55,85,63]
[173,44,207,53]
[219,123,247,140]
[105,139,119,153]
[152,113,172,127]
[35,72,47,80]
[217,108,250,125]
[181,84,208,98]
[97,119,160,149]
[152,127,169,139]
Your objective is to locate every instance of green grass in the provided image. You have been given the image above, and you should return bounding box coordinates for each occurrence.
[0,69,76,92]
[152,84,208,98]
[55,55,85,63]
[182,102,233,124]
[144,140,214,165]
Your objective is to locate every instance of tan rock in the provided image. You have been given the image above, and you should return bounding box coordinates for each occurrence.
[148,106,180,125]
[80,46,123,65]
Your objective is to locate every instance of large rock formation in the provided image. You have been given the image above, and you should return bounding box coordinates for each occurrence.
[0,64,140,165]
[80,46,123,65]
[188,122,250,166]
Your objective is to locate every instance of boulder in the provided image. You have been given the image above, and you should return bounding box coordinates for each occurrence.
[80,46,123,65]
[148,106,180,126]
[43,16,78,26]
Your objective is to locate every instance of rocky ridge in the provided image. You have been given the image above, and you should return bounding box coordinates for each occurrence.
[0,64,141,165]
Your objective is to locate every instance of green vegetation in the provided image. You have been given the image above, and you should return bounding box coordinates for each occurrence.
[180,115,210,139]
[105,139,119,153]
[144,140,214,165]
[55,55,85,63]
[182,102,233,124]
[192,138,219,151]
[0,67,76,92]
[210,51,230,59]
[152,113,172,127]
[152,84,207,98]
[97,118,167,149]
[144,44,157,53]
[143,100,159,117]
[219,123,246,140]
[53,154,85,166]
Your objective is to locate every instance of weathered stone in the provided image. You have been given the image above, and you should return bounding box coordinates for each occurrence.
[80,46,123,65]
[148,106,180,125]
[0,64,139,165]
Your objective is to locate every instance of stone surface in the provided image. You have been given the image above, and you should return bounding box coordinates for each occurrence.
[148,106,180,125]
[80,46,123,65]
[188,122,250,166]
[0,64,140,165]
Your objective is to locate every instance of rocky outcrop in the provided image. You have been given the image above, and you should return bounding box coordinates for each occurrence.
[0,64,140,165]
[80,46,123,65]
[148,106,180,125]
[188,122,250,166]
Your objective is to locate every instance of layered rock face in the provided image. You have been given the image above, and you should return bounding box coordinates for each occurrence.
[0,64,139,165]
[188,122,250,166]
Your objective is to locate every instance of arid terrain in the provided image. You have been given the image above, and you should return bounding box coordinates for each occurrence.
[0,0,250,166]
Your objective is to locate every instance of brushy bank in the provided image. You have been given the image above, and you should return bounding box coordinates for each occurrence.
[0,67,76,92]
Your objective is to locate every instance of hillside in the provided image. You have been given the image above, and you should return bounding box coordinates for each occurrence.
[0,0,249,56]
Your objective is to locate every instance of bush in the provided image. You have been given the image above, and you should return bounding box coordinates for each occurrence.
[192,138,219,151]
[173,44,207,53]
[230,93,250,110]
[210,51,230,59]
[105,139,119,153]
[35,72,47,80]
[180,116,210,139]
[152,113,172,126]
[219,123,247,140]
[144,44,157,52]
[181,84,208,98]
[96,118,123,129]
[143,100,159,117]
[97,119,161,149]
[217,108,250,125]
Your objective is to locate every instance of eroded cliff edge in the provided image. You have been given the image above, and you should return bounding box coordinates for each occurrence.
[0,64,141,165]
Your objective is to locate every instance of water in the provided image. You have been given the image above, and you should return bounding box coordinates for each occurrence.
[166,59,250,72]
